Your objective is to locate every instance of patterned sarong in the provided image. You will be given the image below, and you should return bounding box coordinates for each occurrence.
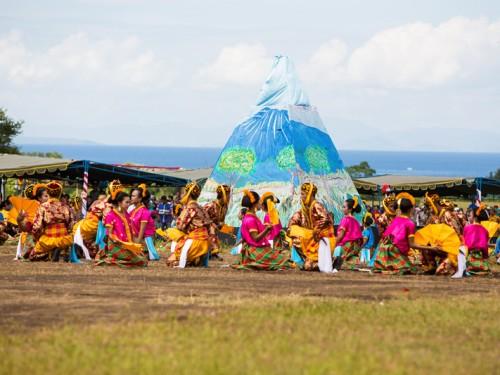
[339,240,362,270]
[232,243,292,271]
[466,248,490,275]
[95,239,147,268]
[373,237,416,275]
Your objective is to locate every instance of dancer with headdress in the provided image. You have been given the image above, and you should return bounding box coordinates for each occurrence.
[232,190,291,271]
[95,180,146,268]
[332,196,363,270]
[166,181,212,267]
[12,184,41,259]
[129,183,160,260]
[260,192,283,248]
[72,198,107,260]
[373,193,440,275]
[453,203,491,277]
[31,181,74,261]
[421,193,462,275]
[204,184,231,258]
[287,182,335,272]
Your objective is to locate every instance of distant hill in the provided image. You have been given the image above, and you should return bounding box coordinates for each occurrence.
[15,136,101,146]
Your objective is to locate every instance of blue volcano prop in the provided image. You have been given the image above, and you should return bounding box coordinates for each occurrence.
[199,56,362,225]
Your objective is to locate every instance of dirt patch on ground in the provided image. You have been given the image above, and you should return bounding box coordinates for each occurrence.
[0,245,498,333]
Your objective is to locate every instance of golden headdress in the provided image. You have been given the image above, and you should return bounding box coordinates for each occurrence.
[243,189,257,204]
[46,181,63,199]
[396,192,416,208]
[363,212,373,225]
[109,180,125,201]
[260,192,280,225]
[301,182,317,206]
[180,181,201,205]
[24,184,36,200]
[382,195,396,216]
[216,184,231,204]
[137,183,148,198]
[32,183,47,199]
[424,192,440,216]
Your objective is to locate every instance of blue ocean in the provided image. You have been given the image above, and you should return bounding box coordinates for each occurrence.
[18,144,500,178]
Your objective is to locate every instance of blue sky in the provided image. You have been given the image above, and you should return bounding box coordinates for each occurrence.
[1,0,500,152]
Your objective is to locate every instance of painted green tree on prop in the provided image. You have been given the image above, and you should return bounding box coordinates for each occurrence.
[305,146,330,173]
[217,147,256,185]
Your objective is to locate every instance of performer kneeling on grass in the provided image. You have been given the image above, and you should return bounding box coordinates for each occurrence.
[287,183,335,273]
[373,193,441,275]
[31,181,74,262]
[452,203,492,278]
[232,190,291,271]
[95,181,147,268]
[130,184,160,261]
[260,192,283,249]
[332,196,363,271]
[166,181,212,268]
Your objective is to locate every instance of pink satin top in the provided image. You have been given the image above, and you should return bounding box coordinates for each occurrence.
[241,213,269,248]
[383,216,416,255]
[104,209,132,242]
[130,205,156,238]
[264,213,282,242]
[337,215,362,246]
[463,224,489,252]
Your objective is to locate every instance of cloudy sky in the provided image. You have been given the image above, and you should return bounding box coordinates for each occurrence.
[1,0,500,152]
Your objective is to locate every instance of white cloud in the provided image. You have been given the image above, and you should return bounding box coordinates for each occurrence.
[195,43,272,88]
[302,17,500,89]
[0,31,175,88]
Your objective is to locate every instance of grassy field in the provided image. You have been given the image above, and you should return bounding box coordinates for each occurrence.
[0,245,499,375]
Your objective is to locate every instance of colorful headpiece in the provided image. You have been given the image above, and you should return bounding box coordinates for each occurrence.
[396,192,416,208]
[24,184,36,199]
[243,189,257,204]
[439,199,454,211]
[381,184,392,195]
[382,195,396,216]
[424,192,440,216]
[216,184,231,204]
[352,195,360,209]
[301,182,317,205]
[180,181,201,205]
[137,183,148,198]
[109,180,125,201]
[33,183,47,198]
[46,181,63,199]
[475,203,486,217]
[363,212,373,225]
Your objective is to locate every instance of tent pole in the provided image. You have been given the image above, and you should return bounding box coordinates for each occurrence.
[81,161,89,217]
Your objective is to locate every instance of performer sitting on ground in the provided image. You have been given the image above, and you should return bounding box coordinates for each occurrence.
[204,184,231,259]
[232,190,291,271]
[287,182,335,273]
[333,196,363,271]
[166,181,212,268]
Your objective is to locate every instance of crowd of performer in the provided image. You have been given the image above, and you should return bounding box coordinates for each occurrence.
[1,179,499,278]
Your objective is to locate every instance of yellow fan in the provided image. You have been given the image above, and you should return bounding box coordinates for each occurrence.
[8,196,40,225]
[414,224,461,256]
[267,200,281,226]
[481,221,500,238]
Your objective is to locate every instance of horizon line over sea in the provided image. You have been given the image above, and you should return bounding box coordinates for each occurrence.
[18,143,500,178]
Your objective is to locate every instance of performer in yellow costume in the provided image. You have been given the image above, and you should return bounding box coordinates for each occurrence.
[287,182,336,272]
[166,182,212,267]
[204,184,231,257]
[31,181,74,261]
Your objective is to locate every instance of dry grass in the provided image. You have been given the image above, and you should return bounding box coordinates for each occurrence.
[0,245,499,374]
